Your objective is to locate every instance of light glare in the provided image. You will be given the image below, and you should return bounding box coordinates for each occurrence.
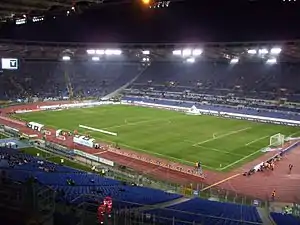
[192,49,203,56]
[182,49,192,57]
[172,50,182,56]
[270,47,282,55]
[186,57,195,63]
[247,49,257,54]
[62,56,70,61]
[266,58,277,64]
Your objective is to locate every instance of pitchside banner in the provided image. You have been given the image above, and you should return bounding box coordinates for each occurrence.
[73,149,114,166]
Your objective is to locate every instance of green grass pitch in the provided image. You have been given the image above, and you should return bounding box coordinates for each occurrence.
[16,105,300,171]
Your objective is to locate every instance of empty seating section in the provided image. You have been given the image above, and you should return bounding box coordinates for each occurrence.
[0,147,181,206]
[271,212,300,225]
[147,198,261,225]
[0,62,139,99]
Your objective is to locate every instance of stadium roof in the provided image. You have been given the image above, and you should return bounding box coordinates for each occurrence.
[0,0,102,22]
[1,39,300,62]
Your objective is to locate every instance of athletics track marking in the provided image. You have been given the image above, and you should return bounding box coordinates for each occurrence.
[93,150,109,155]
[200,173,241,191]
[192,127,252,146]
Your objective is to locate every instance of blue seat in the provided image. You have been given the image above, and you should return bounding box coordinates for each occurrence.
[271,212,300,225]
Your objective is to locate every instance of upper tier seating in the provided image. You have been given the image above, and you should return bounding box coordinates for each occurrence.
[132,62,300,102]
[0,62,140,99]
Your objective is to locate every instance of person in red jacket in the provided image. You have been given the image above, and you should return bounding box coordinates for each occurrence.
[97,204,106,224]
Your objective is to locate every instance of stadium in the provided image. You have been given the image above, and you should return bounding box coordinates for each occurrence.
[0,1,300,225]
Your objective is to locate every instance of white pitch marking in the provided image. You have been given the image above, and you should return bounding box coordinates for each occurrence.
[193,127,252,146]
[220,148,262,171]
[102,116,179,130]
[245,135,269,146]
[194,145,244,157]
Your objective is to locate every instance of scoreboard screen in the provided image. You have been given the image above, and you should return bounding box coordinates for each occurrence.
[1,58,18,70]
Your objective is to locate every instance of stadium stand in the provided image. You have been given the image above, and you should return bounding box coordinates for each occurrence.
[0,62,140,99]
[270,212,300,225]
[0,147,265,225]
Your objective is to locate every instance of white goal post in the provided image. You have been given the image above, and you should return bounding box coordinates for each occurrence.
[269,133,285,147]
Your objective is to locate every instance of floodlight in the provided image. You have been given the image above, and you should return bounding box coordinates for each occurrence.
[247,49,257,54]
[270,47,282,55]
[259,48,268,54]
[186,57,195,63]
[92,56,100,61]
[192,49,203,56]
[142,50,150,55]
[266,58,277,64]
[142,0,151,4]
[172,50,181,56]
[96,49,105,55]
[113,49,122,55]
[142,57,150,62]
[87,49,96,55]
[105,49,122,55]
[182,49,192,57]
[62,56,71,61]
[230,58,239,64]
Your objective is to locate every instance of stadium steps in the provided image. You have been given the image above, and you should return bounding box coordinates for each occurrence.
[256,208,275,225]
[103,66,149,99]
[132,197,190,212]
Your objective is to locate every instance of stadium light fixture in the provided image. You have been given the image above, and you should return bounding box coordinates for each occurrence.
[247,49,257,54]
[142,57,150,62]
[182,49,192,57]
[230,58,239,64]
[62,56,71,61]
[192,49,203,56]
[96,49,105,55]
[87,49,96,55]
[142,50,150,55]
[142,0,151,5]
[270,47,282,55]
[259,48,268,54]
[172,50,182,56]
[266,58,277,64]
[186,57,195,63]
[105,49,122,55]
[92,56,100,61]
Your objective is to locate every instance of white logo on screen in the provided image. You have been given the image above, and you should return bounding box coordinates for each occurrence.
[10,60,17,68]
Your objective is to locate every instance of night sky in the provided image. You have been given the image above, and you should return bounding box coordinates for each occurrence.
[0,0,299,43]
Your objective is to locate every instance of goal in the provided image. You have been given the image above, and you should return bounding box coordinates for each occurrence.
[269,133,285,147]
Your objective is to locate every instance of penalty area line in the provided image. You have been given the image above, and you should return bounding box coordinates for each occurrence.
[245,135,269,146]
[220,149,262,171]
[193,127,252,146]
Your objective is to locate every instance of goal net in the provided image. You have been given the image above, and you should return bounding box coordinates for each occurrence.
[269,133,285,147]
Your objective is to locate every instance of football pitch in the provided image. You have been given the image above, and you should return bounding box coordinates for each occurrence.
[16,105,300,171]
